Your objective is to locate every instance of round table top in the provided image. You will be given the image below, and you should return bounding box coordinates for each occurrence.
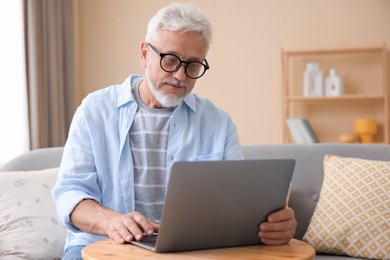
[82,239,315,260]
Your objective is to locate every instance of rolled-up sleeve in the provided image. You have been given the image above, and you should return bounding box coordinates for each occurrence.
[52,100,102,232]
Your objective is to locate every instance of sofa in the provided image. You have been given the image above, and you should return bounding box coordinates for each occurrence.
[0,144,388,259]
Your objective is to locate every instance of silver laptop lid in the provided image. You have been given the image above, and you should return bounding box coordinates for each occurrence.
[155,159,295,252]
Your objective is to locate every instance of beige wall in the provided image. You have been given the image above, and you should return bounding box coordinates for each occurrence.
[74,0,390,144]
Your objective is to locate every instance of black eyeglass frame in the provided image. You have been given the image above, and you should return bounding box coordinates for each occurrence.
[148,43,210,79]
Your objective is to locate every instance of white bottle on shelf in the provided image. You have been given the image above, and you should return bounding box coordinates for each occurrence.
[325,68,343,96]
[303,62,323,97]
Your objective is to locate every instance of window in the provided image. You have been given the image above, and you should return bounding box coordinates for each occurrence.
[0,0,29,167]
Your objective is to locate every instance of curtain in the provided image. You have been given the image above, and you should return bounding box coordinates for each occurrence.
[24,0,74,149]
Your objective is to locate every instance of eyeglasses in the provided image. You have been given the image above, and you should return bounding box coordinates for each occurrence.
[148,43,209,79]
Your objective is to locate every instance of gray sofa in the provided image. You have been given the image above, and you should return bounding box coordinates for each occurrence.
[1,143,389,259]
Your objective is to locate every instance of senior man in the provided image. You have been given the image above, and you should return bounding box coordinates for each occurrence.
[53,3,297,259]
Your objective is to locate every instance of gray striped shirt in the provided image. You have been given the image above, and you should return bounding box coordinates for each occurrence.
[129,82,174,223]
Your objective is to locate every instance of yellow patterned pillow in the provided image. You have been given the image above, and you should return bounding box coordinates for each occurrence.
[303,155,389,259]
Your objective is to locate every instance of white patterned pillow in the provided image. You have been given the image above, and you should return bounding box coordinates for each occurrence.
[303,155,389,259]
[0,168,66,259]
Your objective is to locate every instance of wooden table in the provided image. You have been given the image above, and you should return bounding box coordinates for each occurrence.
[82,239,315,260]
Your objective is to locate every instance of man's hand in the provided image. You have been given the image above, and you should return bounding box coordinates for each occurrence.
[258,207,297,245]
[70,199,159,244]
[107,211,160,244]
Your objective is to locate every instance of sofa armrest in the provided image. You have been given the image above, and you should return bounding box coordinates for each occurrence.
[0,147,64,172]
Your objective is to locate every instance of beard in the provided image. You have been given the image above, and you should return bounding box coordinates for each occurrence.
[144,69,187,108]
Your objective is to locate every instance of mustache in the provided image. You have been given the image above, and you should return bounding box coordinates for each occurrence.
[162,79,188,88]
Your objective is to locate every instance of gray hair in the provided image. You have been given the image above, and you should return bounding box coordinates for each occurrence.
[145,2,212,51]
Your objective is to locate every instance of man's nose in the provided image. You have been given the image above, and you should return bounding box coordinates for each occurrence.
[173,64,187,81]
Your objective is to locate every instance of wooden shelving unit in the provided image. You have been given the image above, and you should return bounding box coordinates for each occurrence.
[281,44,389,144]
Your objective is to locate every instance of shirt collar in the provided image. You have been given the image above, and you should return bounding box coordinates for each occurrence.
[116,75,143,108]
[183,93,196,112]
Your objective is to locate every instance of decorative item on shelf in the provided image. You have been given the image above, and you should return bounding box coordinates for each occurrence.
[303,62,323,97]
[338,133,358,143]
[354,118,377,143]
[325,68,343,97]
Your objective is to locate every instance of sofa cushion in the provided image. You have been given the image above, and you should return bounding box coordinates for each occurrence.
[303,155,389,259]
[0,167,66,259]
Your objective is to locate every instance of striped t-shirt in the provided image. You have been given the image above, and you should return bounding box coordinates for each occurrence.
[129,82,174,223]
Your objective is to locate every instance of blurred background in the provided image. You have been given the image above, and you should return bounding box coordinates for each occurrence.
[1,0,389,166]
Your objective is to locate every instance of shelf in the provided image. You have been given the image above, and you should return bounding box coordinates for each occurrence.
[283,46,384,56]
[285,94,385,102]
[281,44,389,144]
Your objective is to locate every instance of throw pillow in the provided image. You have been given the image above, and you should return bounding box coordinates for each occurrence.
[303,155,389,259]
[0,168,66,260]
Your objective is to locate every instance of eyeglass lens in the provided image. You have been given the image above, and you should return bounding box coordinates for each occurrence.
[160,55,206,79]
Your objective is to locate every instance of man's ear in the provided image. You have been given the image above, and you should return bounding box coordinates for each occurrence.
[140,42,149,68]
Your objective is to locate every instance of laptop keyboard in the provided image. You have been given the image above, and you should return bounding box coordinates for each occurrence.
[138,235,157,247]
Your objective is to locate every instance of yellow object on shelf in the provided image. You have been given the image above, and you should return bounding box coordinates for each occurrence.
[354,118,377,143]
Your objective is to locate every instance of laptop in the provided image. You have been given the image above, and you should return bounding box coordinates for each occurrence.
[131,159,295,253]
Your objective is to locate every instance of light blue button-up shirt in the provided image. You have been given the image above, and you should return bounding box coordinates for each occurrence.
[52,74,243,250]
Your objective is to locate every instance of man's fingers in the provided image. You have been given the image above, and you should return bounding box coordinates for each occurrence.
[267,207,295,223]
[151,221,160,232]
[110,229,128,244]
[125,221,144,240]
[131,212,155,236]
[260,219,296,232]
[257,207,297,246]
[260,237,291,246]
[107,212,156,243]
[258,228,296,239]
